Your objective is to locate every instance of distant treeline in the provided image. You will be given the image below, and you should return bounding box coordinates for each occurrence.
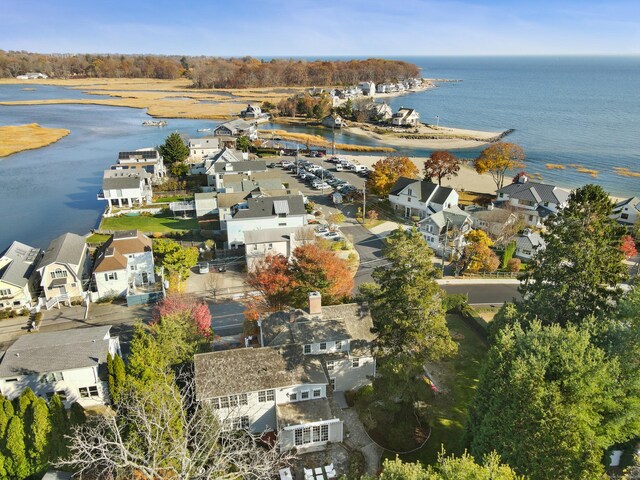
[0,51,420,88]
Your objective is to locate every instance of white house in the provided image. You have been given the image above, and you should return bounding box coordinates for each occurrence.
[512,230,545,259]
[188,136,220,162]
[366,103,393,122]
[192,148,267,189]
[0,241,41,311]
[389,177,459,219]
[419,206,472,259]
[213,119,258,140]
[113,148,166,183]
[392,107,420,126]
[612,197,640,228]
[225,195,308,247]
[495,175,569,227]
[92,231,155,300]
[98,170,152,208]
[16,72,48,79]
[0,326,121,408]
[243,226,314,272]
[358,81,376,96]
[240,104,263,119]
[321,114,344,129]
[35,233,91,307]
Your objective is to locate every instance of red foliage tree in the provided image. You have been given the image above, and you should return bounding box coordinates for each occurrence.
[246,254,295,313]
[153,294,212,338]
[423,151,461,186]
[620,235,638,259]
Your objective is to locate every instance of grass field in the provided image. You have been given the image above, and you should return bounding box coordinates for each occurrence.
[85,233,111,244]
[0,123,70,157]
[100,213,198,233]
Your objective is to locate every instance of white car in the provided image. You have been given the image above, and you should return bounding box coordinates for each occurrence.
[313,182,331,190]
[280,160,293,168]
[307,164,321,173]
[198,262,210,274]
[334,164,344,172]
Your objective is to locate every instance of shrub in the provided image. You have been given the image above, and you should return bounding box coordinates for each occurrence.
[501,240,517,269]
[410,215,421,224]
[305,201,316,214]
[366,209,379,220]
[330,241,346,251]
[443,293,468,313]
[34,311,43,328]
[507,258,521,272]
[19,307,30,317]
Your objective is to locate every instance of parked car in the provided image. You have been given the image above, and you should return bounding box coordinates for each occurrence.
[324,232,340,238]
[306,164,321,173]
[316,227,329,234]
[313,182,331,190]
[328,156,341,163]
[280,160,293,168]
[267,162,277,168]
[198,262,210,274]
[335,164,344,172]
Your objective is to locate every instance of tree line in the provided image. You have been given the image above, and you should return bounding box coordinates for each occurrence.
[0,50,420,88]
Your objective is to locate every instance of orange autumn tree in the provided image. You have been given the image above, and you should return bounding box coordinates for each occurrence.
[474,142,526,190]
[245,254,295,320]
[290,243,354,307]
[366,156,419,196]
[464,229,500,273]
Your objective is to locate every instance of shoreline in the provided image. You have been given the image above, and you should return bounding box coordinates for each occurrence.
[0,123,71,158]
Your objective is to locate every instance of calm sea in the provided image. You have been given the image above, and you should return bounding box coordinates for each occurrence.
[0,56,638,249]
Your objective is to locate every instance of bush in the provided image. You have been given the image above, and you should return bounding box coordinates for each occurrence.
[305,201,316,214]
[410,215,421,224]
[507,258,521,272]
[34,311,43,328]
[443,292,468,313]
[366,209,379,220]
[330,241,346,251]
[19,307,30,317]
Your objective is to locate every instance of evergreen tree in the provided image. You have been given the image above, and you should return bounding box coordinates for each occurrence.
[4,416,30,479]
[14,387,36,418]
[69,402,86,427]
[518,184,628,326]
[25,397,51,475]
[158,132,189,166]
[112,354,127,404]
[48,394,70,461]
[467,322,623,480]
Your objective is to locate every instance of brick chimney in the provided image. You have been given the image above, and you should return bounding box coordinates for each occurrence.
[308,291,322,316]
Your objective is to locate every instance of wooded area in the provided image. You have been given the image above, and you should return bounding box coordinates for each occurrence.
[0,51,420,88]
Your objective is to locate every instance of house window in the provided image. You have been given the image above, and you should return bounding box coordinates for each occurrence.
[41,372,64,383]
[321,424,329,441]
[224,416,249,431]
[295,428,303,446]
[130,264,137,271]
[304,344,311,354]
[268,243,273,250]
[220,396,230,408]
[0,289,10,296]
[258,389,275,403]
[239,394,248,406]
[50,269,67,279]
[55,390,67,402]
[105,272,118,281]
[211,398,221,409]
[253,245,258,251]
[523,249,532,256]
[278,223,286,227]
[329,378,336,390]
[499,193,504,198]
[79,386,99,398]
[319,342,327,351]
[407,197,411,203]
[5,378,18,383]
[301,390,310,400]
[326,360,334,371]
[528,215,534,222]
[335,341,342,351]
[289,392,298,401]
[313,388,322,398]
[352,357,360,367]
[621,213,629,219]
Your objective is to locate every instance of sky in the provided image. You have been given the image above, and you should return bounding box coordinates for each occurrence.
[1,0,639,56]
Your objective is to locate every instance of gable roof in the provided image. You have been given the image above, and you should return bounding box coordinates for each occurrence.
[389,177,417,197]
[93,246,127,273]
[0,326,114,377]
[514,231,545,251]
[614,196,640,212]
[92,231,151,274]
[212,160,267,174]
[194,345,327,400]
[39,232,86,268]
[243,225,313,245]
[102,170,146,190]
[214,119,253,133]
[497,181,569,205]
[389,177,454,204]
[232,195,306,219]
[420,206,470,230]
[0,241,41,288]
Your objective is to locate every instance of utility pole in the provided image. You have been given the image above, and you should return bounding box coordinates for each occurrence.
[362,187,366,224]
[441,219,450,277]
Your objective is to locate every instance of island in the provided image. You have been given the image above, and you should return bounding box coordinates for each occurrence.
[0,123,70,158]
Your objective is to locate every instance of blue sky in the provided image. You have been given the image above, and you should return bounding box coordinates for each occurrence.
[2,0,639,56]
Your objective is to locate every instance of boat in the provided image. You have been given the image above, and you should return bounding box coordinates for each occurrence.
[142,120,168,127]
[197,128,211,132]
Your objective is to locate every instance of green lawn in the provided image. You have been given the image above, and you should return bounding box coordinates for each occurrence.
[403,313,488,464]
[86,233,111,244]
[152,194,194,203]
[100,213,199,233]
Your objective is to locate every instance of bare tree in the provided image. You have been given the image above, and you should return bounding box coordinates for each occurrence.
[56,370,295,479]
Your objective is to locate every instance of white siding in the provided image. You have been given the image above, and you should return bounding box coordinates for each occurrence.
[226,215,307,247]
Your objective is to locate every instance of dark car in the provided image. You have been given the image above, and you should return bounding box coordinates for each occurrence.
[267,163,277,168]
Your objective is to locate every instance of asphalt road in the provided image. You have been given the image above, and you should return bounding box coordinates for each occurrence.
[440,283,521,305]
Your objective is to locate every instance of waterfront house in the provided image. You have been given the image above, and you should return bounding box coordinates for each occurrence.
[98,170,153,208]
[35,232,91,307]
[16,72,48,79]
[188,136,220,162]
[213,119,258,140]
[225,195,308,247]
[0,326,121,408]
[193,147,267,189]
[389,177,459,219]
[321,114,344,129]
[465,204,519,242]
[0,241,41,311]
[358,81,376,96]
[419,206,472,258]
[391,107,420,126]
[612,197,640,228]
[495,174,569,227]
[240,104,263,119]
[112,148,166,183]
[244,225,314,272]
[92,230,155,301]
[366,103,393,122]
[512,230,545,260]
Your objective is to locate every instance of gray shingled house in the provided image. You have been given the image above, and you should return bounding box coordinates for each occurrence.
[0,241,41,311]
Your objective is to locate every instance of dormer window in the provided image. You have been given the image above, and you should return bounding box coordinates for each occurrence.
[51,269,67,279]
[335,341,342,351]
[319,342,327,351]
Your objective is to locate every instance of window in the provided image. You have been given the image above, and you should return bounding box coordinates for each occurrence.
[5,378,18,383]
[301,390,310,400]
[279,223,286,227]
[221,396,230,408]
[55,390,67,401]
[50,269,67,279]
[105,272,118,281]
[41,372,64,383]
[352,357,360,367]
[523,249,532,256]
[268,243,273,250]
[295,428,303,446]
[326,360,334,371]
[289,392,298,401]
[407,197,411,203]
[258,389,275,403]
[211,398,221,409]
[319,342,327,351]
[224,416,249,431]
[239,394,248,406]
[313,388,322,398]
[335,340,342,351]
[0,289,10,296]
[621,213,629,220]
[130,264,137,271]
[79,386,99,398]
[253,244,258,251]
[329,378,336,391]
[303,344,311,354]
[499,193,504,198]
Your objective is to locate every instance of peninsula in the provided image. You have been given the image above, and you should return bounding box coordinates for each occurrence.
[0,123,70,158]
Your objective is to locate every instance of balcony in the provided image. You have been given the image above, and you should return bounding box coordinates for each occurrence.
[97,190,105,200]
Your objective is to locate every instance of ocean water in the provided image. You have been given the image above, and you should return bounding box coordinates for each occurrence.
[0,56,638,249]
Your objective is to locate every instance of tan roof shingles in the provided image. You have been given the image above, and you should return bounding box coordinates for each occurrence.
[93,248,128,273]
[194,345,327,400]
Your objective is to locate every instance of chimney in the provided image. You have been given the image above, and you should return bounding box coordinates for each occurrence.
[289,308,296,324]
[308,291,322,316]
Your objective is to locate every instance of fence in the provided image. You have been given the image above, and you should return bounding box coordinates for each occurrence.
[461,271,520,279]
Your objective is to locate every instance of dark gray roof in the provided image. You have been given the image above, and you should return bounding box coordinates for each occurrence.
[420,206,470,230]
[0,241,41,288]
[194,345,327,400]
[614,196,640,211]
[214,119,253,133]
[39,232,86,268]
[102,170,144,190]
[233,195,306,219]
[514,232,545,251]
[243,226,313,245]
[389,177,453,204]
[497,181,569,205]
[0,326,113,377]
[389,177,417,196]
[213,160,267,174]
[430,185,455,205]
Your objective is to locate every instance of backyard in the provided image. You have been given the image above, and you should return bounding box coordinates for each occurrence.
[100,213,199,233]
[352,313,488,464]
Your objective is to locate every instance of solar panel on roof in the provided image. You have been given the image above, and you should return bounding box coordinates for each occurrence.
[118,150,158,160]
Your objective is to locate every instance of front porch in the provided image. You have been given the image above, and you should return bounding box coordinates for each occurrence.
[277,399,343,452]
